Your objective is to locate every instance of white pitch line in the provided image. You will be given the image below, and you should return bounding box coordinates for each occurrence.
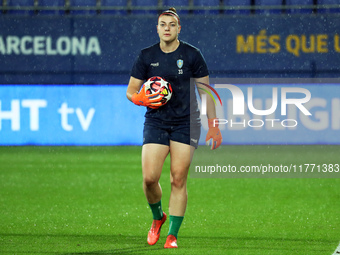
[332,242,340,255]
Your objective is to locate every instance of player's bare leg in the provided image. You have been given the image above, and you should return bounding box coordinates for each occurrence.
[142,143,169,245]
[165,141,195,248]
[142,143,169,203]
[168,141,194,215]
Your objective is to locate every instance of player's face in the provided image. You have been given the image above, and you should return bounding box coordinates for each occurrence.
[157,15,181,43]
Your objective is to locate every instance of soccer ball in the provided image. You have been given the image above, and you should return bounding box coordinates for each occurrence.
[144,76,172,106]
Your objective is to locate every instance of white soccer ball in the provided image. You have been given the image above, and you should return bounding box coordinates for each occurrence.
[144,76,172,106]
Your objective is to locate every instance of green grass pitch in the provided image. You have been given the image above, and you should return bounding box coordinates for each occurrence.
[0,145,339,254]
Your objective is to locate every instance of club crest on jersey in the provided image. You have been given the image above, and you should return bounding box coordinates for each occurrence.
[177,59,183,69]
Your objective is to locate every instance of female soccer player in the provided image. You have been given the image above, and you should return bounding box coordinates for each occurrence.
[126,7,222,249]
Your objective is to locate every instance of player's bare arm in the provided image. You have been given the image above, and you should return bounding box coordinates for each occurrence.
[126,76,144,101]
[196,76,217,120]
[196,75,222,150]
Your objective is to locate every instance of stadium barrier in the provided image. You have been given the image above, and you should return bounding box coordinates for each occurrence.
[1,14,340,84]
[1,82,340,145]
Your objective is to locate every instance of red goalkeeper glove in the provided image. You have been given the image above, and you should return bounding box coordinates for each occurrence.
[205,118,222,150]
[131,84,163,109]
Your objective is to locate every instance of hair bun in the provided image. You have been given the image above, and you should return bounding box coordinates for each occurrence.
[168,7,177,13]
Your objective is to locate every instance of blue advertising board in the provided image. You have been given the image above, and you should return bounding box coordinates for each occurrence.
[0,85,145,145]
[0,83,339,145]
[199,79,340,145]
